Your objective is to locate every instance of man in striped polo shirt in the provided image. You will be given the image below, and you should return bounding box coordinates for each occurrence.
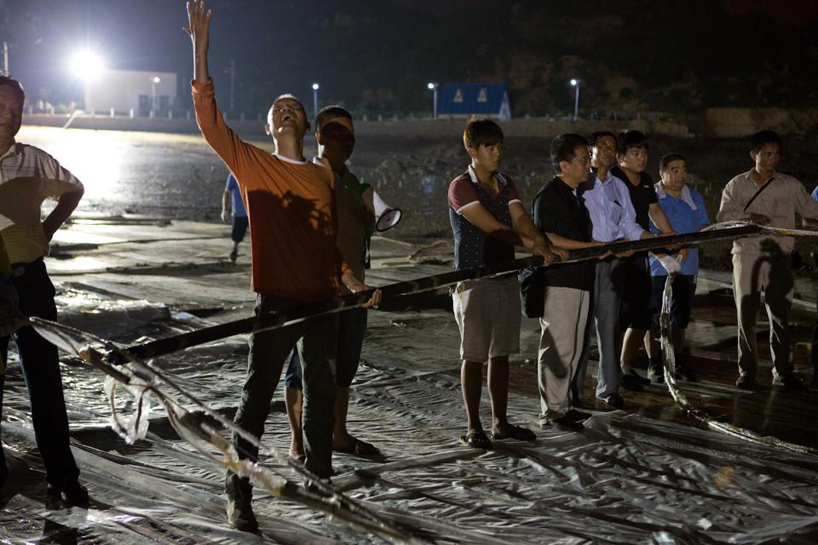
[0,75,88,504]
[448,117,564,450]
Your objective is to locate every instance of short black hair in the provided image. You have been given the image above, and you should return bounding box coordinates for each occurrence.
[0,75,25,104]
[659,153,687,172]
[315,105,352,132]
[590,131,616,147]
[551,133,589,173]
[463,117,504,149]
[617,130,648,155]
[751,130,782,153]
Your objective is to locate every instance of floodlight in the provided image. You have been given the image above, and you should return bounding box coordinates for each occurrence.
[70,50,104,79]
[312,83,319,90]
[570,79,578,86]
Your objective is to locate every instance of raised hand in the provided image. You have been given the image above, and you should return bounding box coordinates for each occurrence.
[184,1,212,52]
[184,1,213,82]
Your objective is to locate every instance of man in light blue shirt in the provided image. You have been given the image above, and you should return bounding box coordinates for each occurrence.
[644,154,709,383]
[574,131,655,410]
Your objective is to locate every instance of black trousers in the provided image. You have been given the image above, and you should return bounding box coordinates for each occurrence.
[0,259,79,489]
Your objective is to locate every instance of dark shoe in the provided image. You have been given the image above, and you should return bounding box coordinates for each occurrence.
[229,247,238,263]
[626,369,650,385]
[599,393,624,410]
[491,424,536,442]
[47,481,89,506]
[226,497,259,533]
[550,416,585,432]
[675,366,698,382]
[459,430,492,450]
[647,366,665,384]
[772,373,806,392]
[735,374,758,391]
[565,409,592,422]
[621,373,645,391]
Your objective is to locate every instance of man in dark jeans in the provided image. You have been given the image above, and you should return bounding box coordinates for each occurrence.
[0,75,87,503]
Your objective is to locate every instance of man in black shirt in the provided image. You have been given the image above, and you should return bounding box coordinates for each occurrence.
[610,131,674,390]
[533,134,603,431]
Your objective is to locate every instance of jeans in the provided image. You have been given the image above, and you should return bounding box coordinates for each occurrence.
[226,294,338,504]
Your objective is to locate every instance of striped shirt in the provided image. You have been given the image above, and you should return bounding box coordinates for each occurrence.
[0,142,84,264]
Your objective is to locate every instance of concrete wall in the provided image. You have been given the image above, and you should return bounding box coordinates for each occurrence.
[21,113,692,141]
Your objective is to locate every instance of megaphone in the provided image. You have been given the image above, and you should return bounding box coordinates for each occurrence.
[361,186,402,232]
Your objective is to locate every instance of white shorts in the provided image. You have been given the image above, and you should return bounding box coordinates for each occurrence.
[452,276,521,362]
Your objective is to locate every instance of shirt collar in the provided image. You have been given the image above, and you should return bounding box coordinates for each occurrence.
[467,164,506,187]
[655,181,697,210]
[745,169,776,183]
[273,152,308,165]
[0,142,20,162]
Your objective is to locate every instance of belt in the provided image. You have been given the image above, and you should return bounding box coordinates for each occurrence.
[10,257,44,278]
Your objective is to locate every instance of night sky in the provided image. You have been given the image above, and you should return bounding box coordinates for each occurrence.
[2,0,818,117]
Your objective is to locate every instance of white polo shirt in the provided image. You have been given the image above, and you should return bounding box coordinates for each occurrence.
[0,142,84,264]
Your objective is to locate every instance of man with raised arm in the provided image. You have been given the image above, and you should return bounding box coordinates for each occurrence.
[717,130,818,391]
[185,1,379,532]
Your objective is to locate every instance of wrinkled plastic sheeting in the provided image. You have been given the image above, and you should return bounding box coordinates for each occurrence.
[5,298,818,543]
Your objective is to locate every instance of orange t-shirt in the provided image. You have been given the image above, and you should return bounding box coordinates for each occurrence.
[192,79,350,301]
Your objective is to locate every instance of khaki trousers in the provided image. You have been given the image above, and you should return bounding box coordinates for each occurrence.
[538,286,591,421]
[732,252,794,379]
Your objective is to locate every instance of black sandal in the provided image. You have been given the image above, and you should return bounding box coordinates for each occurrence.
[459,430,492,450]
[491,424,536,442]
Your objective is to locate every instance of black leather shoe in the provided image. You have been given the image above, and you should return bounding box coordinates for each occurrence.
[550,416,585,432]
[565,409,592,422]
[772,373,806,392]
[736,375,758,391]
[626,369,650,385]
[621,374,644,391]
[47,481,89,506]
[600,393,624,410]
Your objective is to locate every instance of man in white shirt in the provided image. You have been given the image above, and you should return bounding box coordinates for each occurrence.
[0,75,87,504]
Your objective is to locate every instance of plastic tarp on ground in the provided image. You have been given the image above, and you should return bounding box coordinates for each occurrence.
[2,299,818,544]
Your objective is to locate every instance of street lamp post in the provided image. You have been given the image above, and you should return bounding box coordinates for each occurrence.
[312,83,319,119]
[152,76,161,114]
[427,82,438,119]
[570,78,580,121]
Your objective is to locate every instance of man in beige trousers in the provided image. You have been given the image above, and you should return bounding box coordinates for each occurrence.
[717,130,818,390]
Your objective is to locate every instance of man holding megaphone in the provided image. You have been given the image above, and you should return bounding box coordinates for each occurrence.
[284,106,397,461]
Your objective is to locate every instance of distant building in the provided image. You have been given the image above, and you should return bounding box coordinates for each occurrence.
[82,70,177,116]
[438,83,512,121]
